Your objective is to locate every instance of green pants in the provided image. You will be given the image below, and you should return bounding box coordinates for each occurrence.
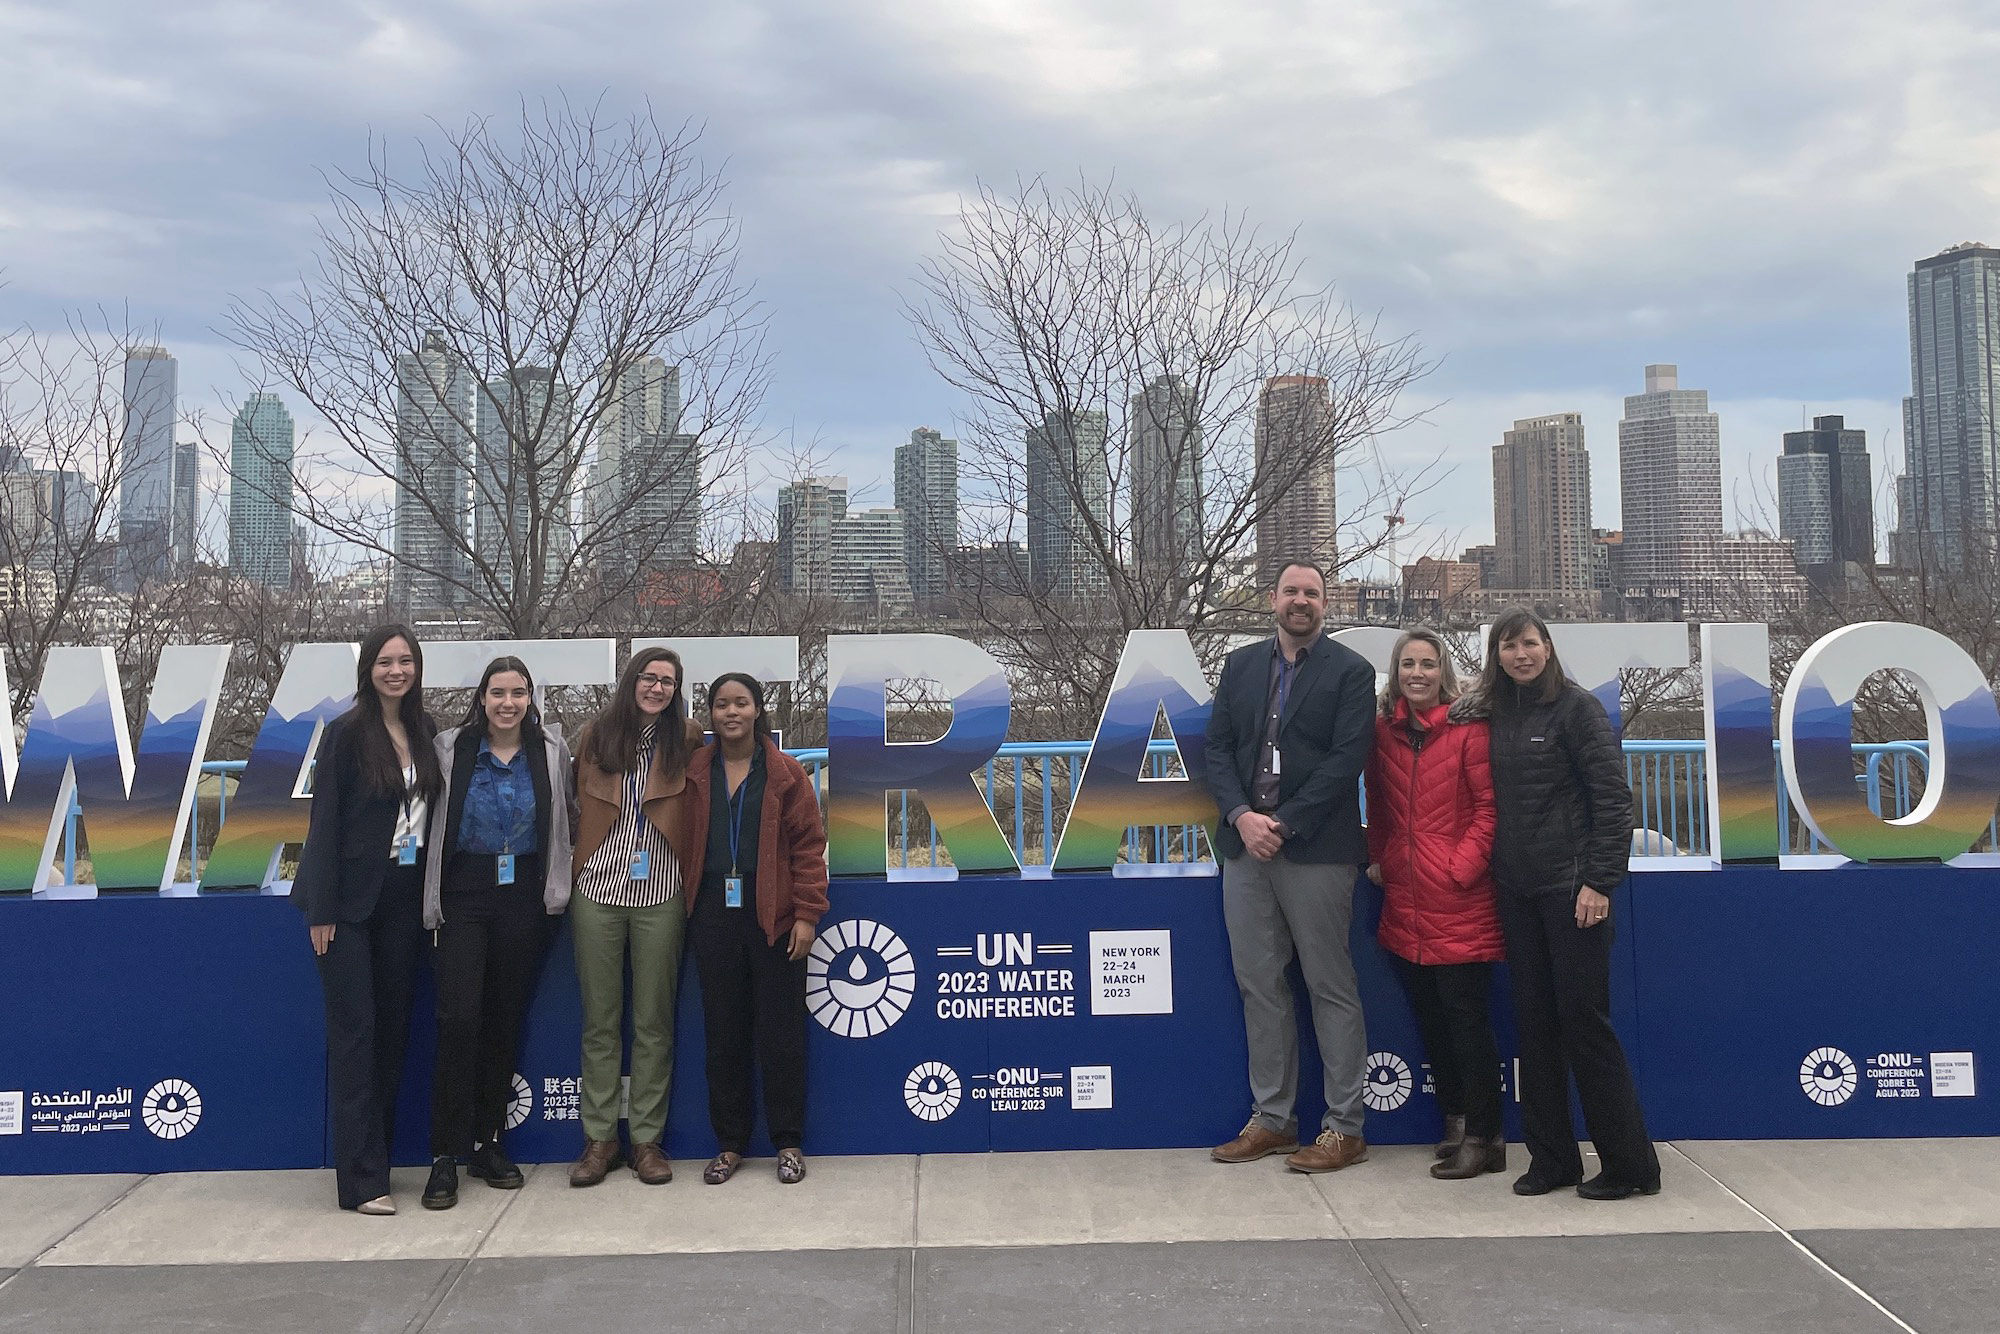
[571,892,686,1144]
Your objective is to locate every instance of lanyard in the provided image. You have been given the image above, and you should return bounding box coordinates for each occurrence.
[726,773,750,877]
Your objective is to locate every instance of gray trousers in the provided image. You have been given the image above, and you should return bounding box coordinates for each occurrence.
[1222,854,1367,1137]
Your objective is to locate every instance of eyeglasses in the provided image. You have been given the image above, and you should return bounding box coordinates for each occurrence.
[636,674,677,692]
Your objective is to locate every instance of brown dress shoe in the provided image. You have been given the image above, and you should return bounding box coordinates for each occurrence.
[1430,1134,1507,1180]
[569,1138,624,1188]
[631,1142,674,1185]
[1285,1130,1368,1174]
[1211,1119,1300,1163]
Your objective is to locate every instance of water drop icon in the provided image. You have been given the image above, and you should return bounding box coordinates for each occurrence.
[847,954,869,981]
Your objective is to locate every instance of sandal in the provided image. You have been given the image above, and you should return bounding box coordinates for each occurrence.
[703,1151,742,1185]
[777,1148,807,1184]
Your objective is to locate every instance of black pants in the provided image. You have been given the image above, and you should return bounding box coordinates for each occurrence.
[1390,956,1502,1139]
[431,855,549,1158]
[315,863,425,1209]
[1497,890,1659,1185]
[690,888,809,1153]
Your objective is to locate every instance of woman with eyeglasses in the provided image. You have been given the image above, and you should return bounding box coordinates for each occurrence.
[566,647,702,1187]
[419,655,577,1210]
[682,672,828,1185]
[294,624,441,1215]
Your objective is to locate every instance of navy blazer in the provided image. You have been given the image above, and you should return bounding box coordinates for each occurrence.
[1204,633,1376,865]
[293,709,438,926]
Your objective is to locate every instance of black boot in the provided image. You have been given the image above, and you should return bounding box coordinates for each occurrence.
[468,1141,524,1189]
[1433,1114,1466,1160]
[422,1156,459,1210]
[1431,1134,1507,1180]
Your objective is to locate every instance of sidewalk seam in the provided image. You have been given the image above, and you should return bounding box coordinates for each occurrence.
[23,1171,154,1270]
[1672,1144,1921,1334]
[1347,1239,1430,1334]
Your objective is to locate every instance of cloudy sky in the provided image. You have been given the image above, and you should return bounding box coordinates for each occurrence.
[3,0,1995,572]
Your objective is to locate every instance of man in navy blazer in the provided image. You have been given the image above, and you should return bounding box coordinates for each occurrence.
[1204,558,1377,1173]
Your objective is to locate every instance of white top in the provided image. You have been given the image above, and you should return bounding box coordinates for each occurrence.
[390,763,429,858]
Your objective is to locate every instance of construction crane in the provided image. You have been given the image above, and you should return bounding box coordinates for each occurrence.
[1367,433,1408,621]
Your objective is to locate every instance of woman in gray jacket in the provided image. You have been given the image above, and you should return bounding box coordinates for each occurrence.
[419,655,577,1210]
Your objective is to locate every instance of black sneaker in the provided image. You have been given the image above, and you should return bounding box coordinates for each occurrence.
[422,1156,459,1210]
[467,1141,524,1189]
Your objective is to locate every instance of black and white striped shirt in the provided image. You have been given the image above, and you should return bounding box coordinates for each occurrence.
[576,724,681,909]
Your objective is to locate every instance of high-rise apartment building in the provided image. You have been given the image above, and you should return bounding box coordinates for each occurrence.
[833,506,913,616]
[1777,415,1874,572]
[391,331,474,614]
[776,476,848,598]
[1254,376,1337,583]
[1129,375,1203,599]
[1616,364,1722,592]
[171,441,200,570]
[591,357,697,569]
[1026,409,1111,599]
[1896,243,2000,568]
[894,426,957,607]
[117,346,177,587]
[475,366,576,599]
[228,392,296,588]
[1491,412,1594,591]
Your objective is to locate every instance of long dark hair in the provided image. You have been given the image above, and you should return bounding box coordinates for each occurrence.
[1475,608,1568,710]
[461,655,544,742]
[707,671,774,741]
[585,647,690,777]
[351,623,441,801]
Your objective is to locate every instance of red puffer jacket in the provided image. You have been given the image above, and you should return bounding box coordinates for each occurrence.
[1365,699,1502,965]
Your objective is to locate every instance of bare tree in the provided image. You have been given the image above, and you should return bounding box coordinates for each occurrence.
[226,96,767,636]
[904,177,1432,734]
[0,315,218,724]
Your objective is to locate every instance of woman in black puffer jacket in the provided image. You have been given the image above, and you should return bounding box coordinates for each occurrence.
[1451,609,1660,1201]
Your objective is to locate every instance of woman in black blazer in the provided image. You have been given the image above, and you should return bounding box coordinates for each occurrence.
[294,624,443,1214]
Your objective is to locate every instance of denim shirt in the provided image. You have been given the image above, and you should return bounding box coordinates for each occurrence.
[458,737,540,856]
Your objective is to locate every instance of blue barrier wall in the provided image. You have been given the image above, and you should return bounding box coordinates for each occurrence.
[0,862,1992,1175]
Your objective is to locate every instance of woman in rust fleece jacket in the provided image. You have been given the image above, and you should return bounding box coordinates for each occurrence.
[681,671,829,1185]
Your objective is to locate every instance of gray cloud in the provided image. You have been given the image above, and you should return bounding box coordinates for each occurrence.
[0,0,1989,559]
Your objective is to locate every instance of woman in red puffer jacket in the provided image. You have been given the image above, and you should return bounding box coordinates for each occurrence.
[1365,628,1503,1182]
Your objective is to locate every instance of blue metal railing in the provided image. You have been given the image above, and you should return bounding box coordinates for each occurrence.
[48,738,1983,885]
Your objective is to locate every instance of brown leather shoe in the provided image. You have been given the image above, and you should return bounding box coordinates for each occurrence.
[1285,1130,1368,1174]
[1211,1119,1300,1163]
[631,1141,674,1185]
[569,1138,623,1188]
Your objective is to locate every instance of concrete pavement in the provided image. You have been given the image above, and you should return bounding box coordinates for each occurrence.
[2,1138,1994,1330]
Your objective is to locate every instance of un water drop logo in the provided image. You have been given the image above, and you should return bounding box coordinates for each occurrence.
[1800,1047,1858,1106]
[141,1079,202,1140]
[807,919,917,1037]
[504,1073,533,1130]
[904,1062,962,1121]
[1361,1053,1414,1112]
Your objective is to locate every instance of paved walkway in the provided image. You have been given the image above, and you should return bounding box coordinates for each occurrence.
[1,1139,1995,1331]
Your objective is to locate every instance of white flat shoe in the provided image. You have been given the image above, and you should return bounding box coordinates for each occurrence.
[356,1195,396,1215]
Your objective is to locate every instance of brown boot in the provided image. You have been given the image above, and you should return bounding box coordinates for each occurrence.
[1210,1119,1299,1163]
[1285,1130,1368,1174]
[1430,1134,1507,1180]
[631,1142,674,1185]
[569,1138,624,1188]
[1434,1114,1466,1160]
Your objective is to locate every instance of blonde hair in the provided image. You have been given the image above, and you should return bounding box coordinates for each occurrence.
[1379,628,1460,717]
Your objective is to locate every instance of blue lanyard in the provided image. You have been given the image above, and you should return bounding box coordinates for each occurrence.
[726,773,749,876]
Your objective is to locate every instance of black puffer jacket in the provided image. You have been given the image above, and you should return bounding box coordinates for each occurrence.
[1453,676,1632,898]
